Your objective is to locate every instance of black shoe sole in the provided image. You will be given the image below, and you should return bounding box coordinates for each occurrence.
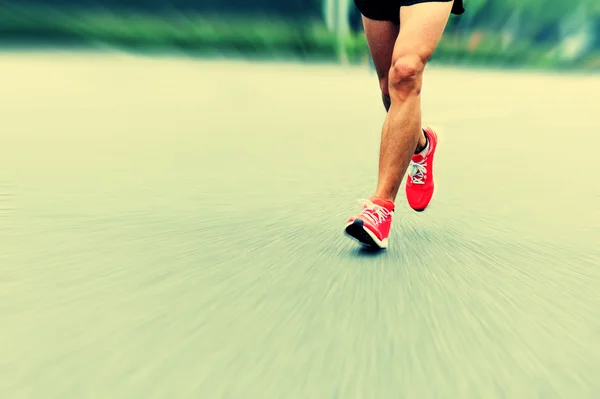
[344,219,386,250]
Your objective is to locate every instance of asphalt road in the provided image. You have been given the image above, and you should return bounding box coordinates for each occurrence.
[1,51,600,398]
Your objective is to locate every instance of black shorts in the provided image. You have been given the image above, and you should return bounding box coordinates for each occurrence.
[353,0,464,25]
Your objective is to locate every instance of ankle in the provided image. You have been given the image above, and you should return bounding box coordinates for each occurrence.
[415,129,428,154]
[371,196,395,210]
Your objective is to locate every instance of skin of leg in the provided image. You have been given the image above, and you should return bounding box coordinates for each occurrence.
[373,1,454,202]
[362,15,427,155]
[361,17,398,112]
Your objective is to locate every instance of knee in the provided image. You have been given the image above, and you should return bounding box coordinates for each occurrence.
[388,53,427,97]
[378,76,391,111]
[379,76,390,97]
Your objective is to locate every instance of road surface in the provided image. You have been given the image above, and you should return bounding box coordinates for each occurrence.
[1,51,600,398]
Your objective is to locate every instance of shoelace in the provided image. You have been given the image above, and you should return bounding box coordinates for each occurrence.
[408,159,427,185]
[358,199,392,226]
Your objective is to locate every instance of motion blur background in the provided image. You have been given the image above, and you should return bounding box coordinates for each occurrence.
[2,1,600,398]
[1,0,600,68]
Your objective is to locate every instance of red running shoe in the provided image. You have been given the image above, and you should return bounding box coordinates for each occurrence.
[344,197,394,249]
[406,126,439,212]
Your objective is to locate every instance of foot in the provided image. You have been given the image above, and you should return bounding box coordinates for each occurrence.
[344,197,394,249]
[406,126,438,212]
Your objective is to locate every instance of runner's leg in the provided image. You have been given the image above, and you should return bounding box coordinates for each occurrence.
[361,17,399,111]
[373,1,454,202]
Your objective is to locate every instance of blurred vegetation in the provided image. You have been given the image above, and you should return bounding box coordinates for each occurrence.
[0,0,599,70]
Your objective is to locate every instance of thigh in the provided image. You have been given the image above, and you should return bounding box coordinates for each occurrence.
[394,0,454,62]
[362,17,399,81]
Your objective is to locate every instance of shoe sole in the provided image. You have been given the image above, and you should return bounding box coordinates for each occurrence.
[344,219,388,250]
[409,125,442,213]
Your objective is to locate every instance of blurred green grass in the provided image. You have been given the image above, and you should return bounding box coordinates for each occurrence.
[0,4,598,70]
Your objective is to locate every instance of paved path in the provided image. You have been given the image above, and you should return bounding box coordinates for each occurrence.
[1,52,599,398]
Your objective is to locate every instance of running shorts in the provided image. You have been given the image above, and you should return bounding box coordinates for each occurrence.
[353,0,465,25]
